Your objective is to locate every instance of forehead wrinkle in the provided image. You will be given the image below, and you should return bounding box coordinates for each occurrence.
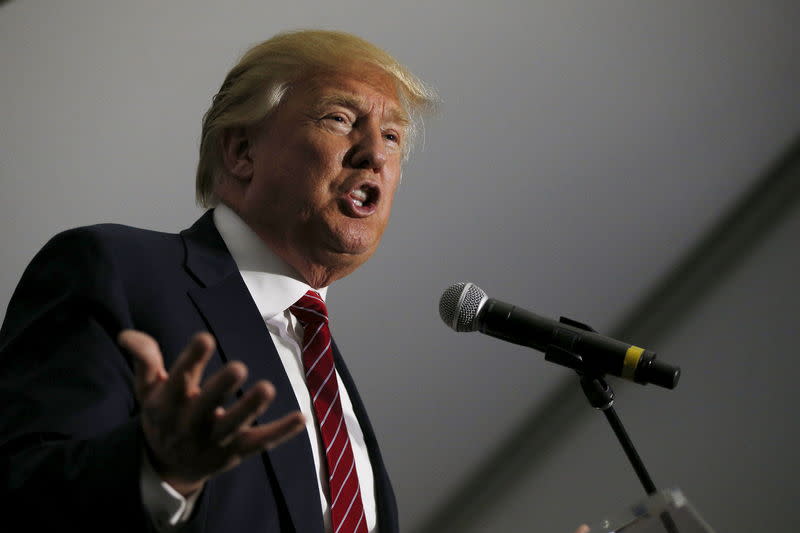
[312,93,367,115]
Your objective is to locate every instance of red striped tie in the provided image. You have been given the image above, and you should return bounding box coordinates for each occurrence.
[290,290,368,533]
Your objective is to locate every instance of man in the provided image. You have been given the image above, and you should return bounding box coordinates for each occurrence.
[0,30,436,532]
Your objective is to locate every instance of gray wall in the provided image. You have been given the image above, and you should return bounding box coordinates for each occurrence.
[2,1,799,531]
[446,190,800,533]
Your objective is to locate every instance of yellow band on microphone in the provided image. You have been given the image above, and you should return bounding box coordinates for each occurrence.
[623,346,644,380]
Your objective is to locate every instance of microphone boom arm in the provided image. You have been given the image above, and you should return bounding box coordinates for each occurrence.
[567,345,680,533]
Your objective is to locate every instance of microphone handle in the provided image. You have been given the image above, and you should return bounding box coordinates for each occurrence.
[478,299,679,389]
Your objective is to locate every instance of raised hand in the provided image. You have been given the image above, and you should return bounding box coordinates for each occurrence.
[118,330,305,496]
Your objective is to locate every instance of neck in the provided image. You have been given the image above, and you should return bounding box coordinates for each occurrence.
[216,199,364,289]
[288,259,357,289]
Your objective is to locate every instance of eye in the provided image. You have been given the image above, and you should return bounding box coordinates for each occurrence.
[383,131,401,144]
[319,113,354,135]
[325,113,351,125]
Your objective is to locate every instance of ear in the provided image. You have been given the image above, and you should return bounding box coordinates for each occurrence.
[220,127,254,181]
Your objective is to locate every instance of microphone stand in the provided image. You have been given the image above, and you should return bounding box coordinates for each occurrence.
[544,321,679,533]
[578,374,659,496]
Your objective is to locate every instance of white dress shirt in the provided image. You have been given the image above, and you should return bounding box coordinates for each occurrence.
[141,204,378,532]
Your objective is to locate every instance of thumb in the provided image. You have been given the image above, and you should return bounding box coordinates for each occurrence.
[118,329,167,400]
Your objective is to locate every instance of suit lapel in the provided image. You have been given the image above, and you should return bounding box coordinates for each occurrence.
[332,341,399,533]
[181,211,324,533]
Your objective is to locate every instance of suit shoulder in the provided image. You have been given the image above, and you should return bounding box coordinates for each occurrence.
[40,223,181,261]
[1,222,188,347]
[49,222,177,246]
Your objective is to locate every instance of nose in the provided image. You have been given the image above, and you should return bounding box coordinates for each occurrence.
[348,126,387,172]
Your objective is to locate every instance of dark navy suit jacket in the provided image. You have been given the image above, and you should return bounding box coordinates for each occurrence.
[0,210,398,532]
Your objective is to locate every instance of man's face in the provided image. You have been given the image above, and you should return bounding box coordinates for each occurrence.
[237,70,407,287]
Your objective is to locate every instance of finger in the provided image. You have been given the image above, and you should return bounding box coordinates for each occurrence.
[573,525,590,533]
[231,411,306,456]
[118,329,167,401]
[165,332,216,399]
[212,380,274,445]
[187,361,249,429]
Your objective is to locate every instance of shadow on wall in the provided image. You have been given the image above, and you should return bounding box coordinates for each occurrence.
[415,132,800,533]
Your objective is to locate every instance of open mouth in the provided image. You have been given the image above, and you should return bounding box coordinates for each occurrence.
[344,182,381,216]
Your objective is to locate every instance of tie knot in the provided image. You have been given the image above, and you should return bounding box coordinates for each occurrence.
[289,290,328,326]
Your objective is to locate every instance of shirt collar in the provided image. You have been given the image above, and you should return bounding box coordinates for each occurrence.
[213,203,328,319]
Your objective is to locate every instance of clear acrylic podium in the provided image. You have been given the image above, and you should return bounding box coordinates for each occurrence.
[590,488,716,533]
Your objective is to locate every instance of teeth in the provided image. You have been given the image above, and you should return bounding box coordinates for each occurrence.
[350,187,368,208]
[351,188,368,201]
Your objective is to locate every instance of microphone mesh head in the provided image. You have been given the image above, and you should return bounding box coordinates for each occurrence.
[439,282,487,332]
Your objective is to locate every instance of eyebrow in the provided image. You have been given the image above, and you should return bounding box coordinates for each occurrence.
[312,92,410,127]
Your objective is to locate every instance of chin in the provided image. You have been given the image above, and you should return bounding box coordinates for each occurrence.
[322,239,378,272]
[328,225,382,256]
[332,242,376,261]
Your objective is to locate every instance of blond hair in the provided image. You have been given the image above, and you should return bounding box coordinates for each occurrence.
[196,29,437,207]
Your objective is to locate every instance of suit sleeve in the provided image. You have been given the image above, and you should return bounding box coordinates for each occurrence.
[0,228,182,530]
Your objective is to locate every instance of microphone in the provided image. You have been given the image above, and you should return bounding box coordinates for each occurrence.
[439,282,680,389]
